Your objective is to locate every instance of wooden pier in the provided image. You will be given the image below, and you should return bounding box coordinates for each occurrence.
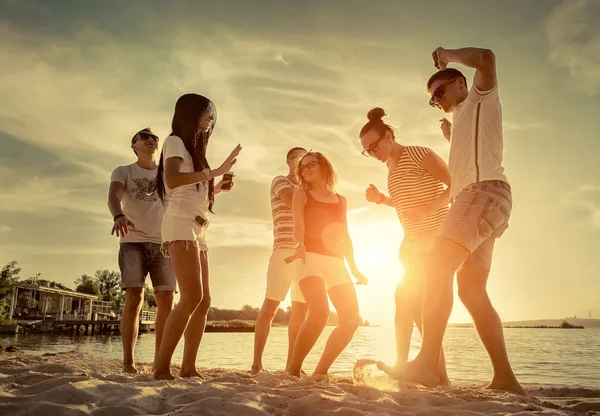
[54,319,155,335]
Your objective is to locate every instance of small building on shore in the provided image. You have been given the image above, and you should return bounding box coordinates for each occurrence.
[9,283,99,321]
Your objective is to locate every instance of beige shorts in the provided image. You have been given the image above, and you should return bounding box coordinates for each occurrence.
[161,215,208,252]
[265,249,305,303]
[298,252,352,290]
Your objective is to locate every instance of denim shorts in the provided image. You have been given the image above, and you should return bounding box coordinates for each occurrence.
[438,180,512,271]
[118,242,177,292]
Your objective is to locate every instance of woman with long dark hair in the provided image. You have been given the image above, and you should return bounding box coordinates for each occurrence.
[285,151,368,377]
[153,93,241,380]
[359,107,451,385]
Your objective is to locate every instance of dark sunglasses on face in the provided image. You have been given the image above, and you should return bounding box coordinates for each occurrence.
[361,134,386,157]
[429,78,459,107]
[134,133,159,143]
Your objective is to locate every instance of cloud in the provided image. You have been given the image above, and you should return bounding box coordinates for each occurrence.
[504,121,545,131]
[546,0,600,94]
[560,185,600,230]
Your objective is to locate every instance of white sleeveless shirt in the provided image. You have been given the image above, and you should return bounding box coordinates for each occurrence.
[448,84,509,198]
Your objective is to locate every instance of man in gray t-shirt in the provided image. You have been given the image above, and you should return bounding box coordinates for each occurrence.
[108,127,176,373]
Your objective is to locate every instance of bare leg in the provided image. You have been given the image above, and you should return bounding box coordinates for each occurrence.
[381,238,468,387]
[153,291,174,366]
[153,242,203,380]
[180,251,211,378]
[394,277,419,366]
[251,299,280,374]
[313,283,360,376]
[121,287,143,373]
[457,262,525,395]
[286,276,329,377]
[286,301,308,371]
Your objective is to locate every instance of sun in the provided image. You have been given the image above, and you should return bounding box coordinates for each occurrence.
[346,219,405,326]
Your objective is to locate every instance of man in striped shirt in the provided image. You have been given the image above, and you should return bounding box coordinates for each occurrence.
[251,147,308,375]
[389,46,524,395]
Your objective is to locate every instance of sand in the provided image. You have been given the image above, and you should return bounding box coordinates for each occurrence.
[1,351,599,415]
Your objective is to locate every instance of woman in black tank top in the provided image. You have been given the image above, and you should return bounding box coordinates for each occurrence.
[285,152,368,377]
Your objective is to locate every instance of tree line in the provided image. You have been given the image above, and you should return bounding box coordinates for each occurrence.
[1,260,369,326]
[0,260,154,321]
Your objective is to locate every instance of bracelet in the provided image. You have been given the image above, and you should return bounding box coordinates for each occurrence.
[376,193,385,205]
[113,214,125,221]
[202,168,212,181]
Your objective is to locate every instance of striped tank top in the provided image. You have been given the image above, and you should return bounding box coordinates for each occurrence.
[387,146,448,235]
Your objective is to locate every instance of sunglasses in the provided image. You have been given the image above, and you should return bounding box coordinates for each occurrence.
[133,132,159,143]
[300,160,318,173]
[429,78,459,107]
[361,133,387,157]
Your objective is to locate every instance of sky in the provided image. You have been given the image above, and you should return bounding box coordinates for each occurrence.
[1,0,599,325]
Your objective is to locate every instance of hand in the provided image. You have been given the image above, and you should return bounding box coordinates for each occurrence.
[284,244,306,264]
[217,144,242,176]
[214,178,235,195]
[365,184,382,203]
[440,118,451,141]
[403,206,431,223]
[351,269,369,286]
[111,216,135,238]
[432,47,448,70]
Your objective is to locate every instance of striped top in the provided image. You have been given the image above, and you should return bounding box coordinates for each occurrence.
[270,175,296,250]
[387,146,448,235]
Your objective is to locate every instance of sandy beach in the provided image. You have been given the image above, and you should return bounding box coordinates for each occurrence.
[0,350,598,415]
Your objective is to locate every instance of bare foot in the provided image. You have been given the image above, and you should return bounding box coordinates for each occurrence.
[376,360,439,387]
[123,364,138,374]
[286,369,301,378]
[311,372,331,381]
[180,368,205,379]
[439,376,452,387]
[153,371,176,380]
[250,364,262,375]
[487,379,526,396]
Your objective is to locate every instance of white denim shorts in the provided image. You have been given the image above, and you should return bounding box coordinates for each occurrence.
[265,249,305,303]
[298,252,352,290]
[161,215,208,252]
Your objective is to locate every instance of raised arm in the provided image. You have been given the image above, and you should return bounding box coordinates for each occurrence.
[434,47,496,91]
[163,141,241,190]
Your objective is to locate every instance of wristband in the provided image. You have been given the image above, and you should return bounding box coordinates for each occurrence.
[113,214,125,221]
[376,193,385,205]
[202,168,212,181]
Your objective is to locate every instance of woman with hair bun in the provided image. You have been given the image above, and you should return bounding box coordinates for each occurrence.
[359,107,451,385]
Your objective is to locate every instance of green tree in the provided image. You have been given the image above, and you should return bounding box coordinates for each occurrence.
[74,274,100,296]
[0,261,21,320]
[144,285,156,309]
[23,273,71,291]
[95,270,121,303]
